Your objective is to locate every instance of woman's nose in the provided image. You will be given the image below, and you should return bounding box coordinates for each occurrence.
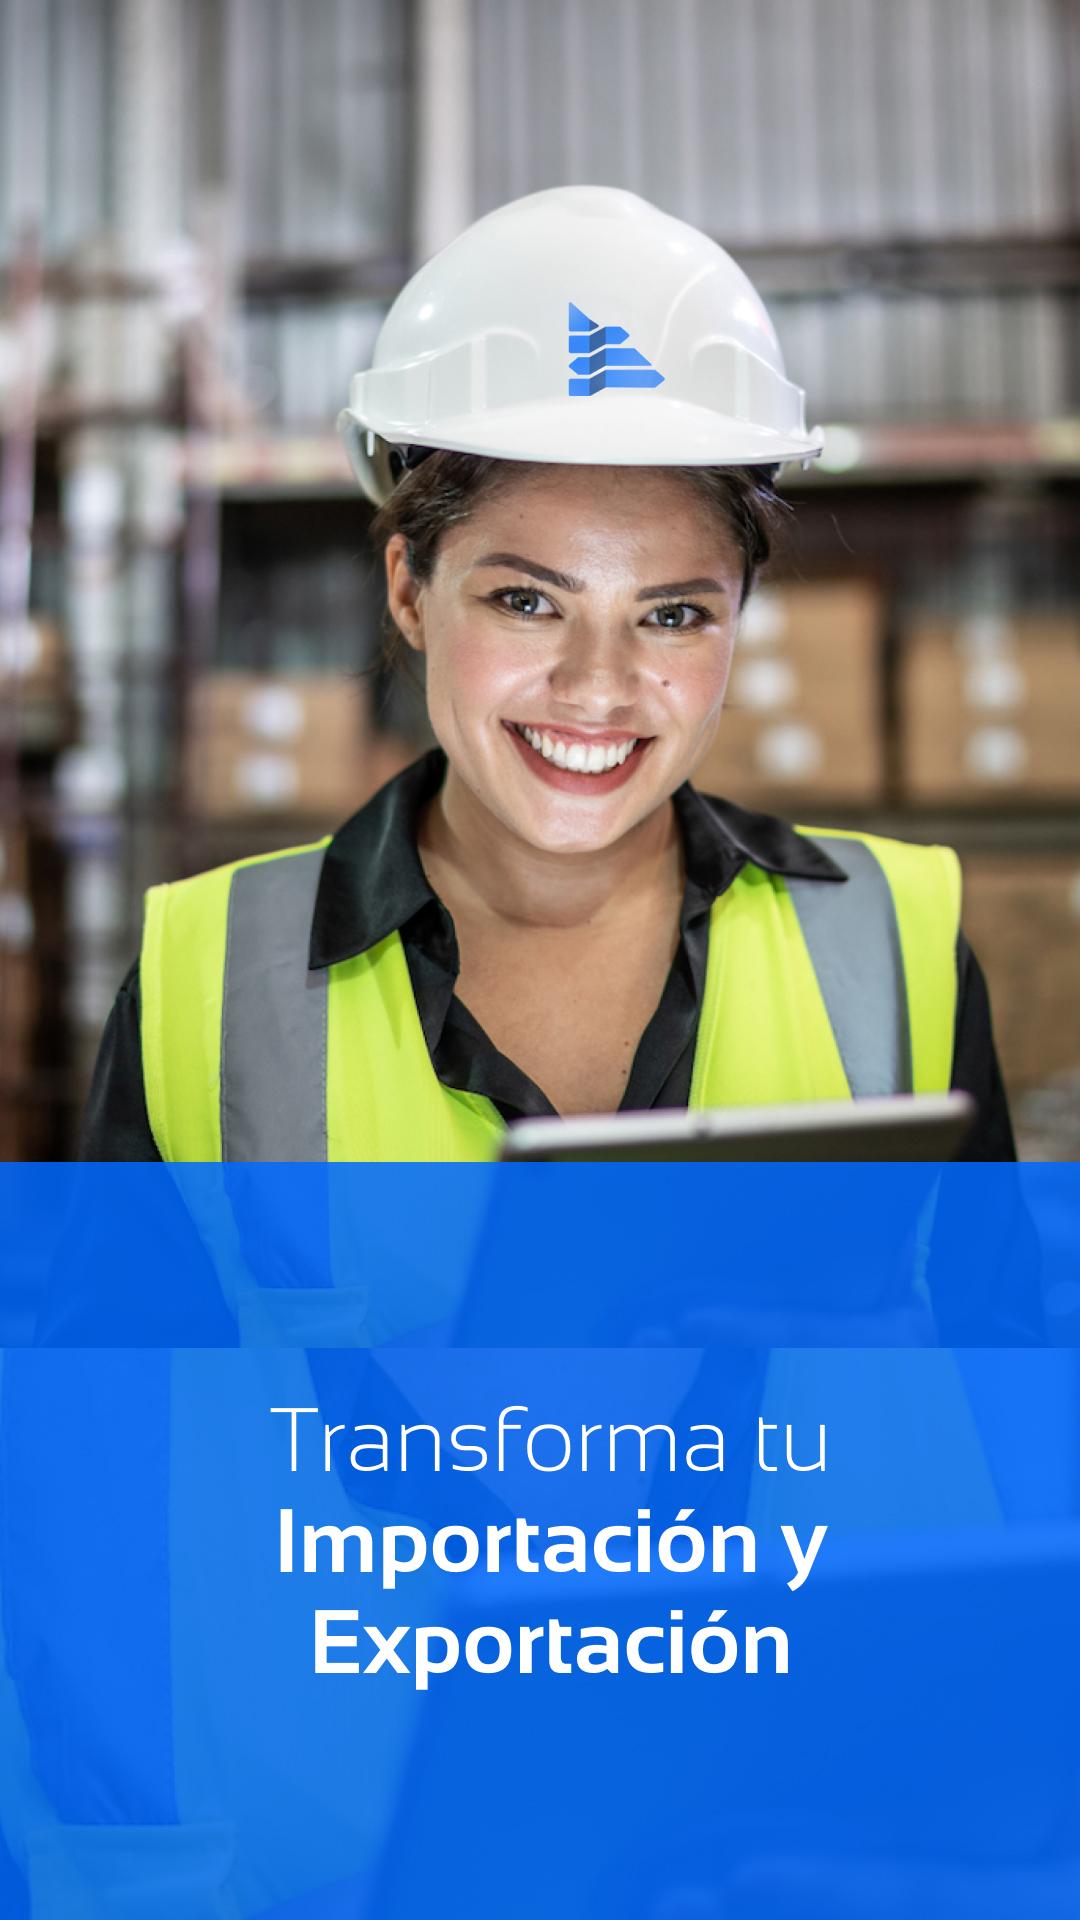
[546,620,640,713]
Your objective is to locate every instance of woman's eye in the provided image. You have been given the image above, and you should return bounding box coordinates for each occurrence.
[647,601,707,631]
[496,587,550,618]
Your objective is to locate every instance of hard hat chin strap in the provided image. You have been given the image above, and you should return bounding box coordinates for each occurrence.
[388,444,439,484]
[341,427,435,508]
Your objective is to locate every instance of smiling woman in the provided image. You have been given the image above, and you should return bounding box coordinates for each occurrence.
[82,186,1018,1164]
[368,458,778,1116]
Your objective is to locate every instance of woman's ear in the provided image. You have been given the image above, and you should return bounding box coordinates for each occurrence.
[385,533,426,654]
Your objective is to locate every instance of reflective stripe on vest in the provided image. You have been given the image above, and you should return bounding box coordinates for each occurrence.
[141,830,960,1162]
[222,850,328,1162]
[787,837,912,1099]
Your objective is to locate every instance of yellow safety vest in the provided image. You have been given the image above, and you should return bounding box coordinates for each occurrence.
[139,826,960,1163]
[138,831,998,1532]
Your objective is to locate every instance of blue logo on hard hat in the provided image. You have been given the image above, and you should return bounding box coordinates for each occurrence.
[568,303,664,395]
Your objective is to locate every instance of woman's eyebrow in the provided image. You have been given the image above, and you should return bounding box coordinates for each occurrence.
[472,554,727,602]
[473,551,584,592]
[636,577,727,601]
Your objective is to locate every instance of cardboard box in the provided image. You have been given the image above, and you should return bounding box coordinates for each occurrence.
[0,619,68,750]
[899,615,1080,802]
[186,673,373,821]
[693,580,885,807]
[961,853,1080,1094]
[0,616,64,693]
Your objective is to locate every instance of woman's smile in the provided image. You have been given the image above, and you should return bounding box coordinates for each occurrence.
[504,720,653,794]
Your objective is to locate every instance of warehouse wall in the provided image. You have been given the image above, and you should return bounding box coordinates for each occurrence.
[472,0,1078,236]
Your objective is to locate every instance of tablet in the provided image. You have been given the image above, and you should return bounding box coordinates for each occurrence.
[500,1091,976,1163]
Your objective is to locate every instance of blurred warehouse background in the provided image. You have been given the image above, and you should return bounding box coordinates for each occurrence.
[1,0,1079,1161]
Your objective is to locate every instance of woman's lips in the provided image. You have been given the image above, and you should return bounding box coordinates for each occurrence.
[503,720,652,795]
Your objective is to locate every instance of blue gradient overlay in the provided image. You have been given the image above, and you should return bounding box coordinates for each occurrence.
[0,1165,1077,1915]
[2,1161,1075,1347]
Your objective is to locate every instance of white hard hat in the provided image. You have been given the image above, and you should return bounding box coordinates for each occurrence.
[338,185,823,505]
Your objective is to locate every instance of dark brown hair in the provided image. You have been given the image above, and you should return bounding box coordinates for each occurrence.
[370,451,788,670]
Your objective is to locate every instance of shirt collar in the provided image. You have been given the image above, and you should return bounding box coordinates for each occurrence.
[309,745,846,970]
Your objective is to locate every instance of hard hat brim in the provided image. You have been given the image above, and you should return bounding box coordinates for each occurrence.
[340,396,823,502]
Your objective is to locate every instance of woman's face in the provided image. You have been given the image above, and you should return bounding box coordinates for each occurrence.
[386,465,743,854]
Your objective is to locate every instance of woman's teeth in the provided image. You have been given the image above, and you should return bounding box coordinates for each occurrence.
[516,725,637,773]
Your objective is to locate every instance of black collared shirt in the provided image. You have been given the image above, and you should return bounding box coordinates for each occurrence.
[82,746,1018,1161]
